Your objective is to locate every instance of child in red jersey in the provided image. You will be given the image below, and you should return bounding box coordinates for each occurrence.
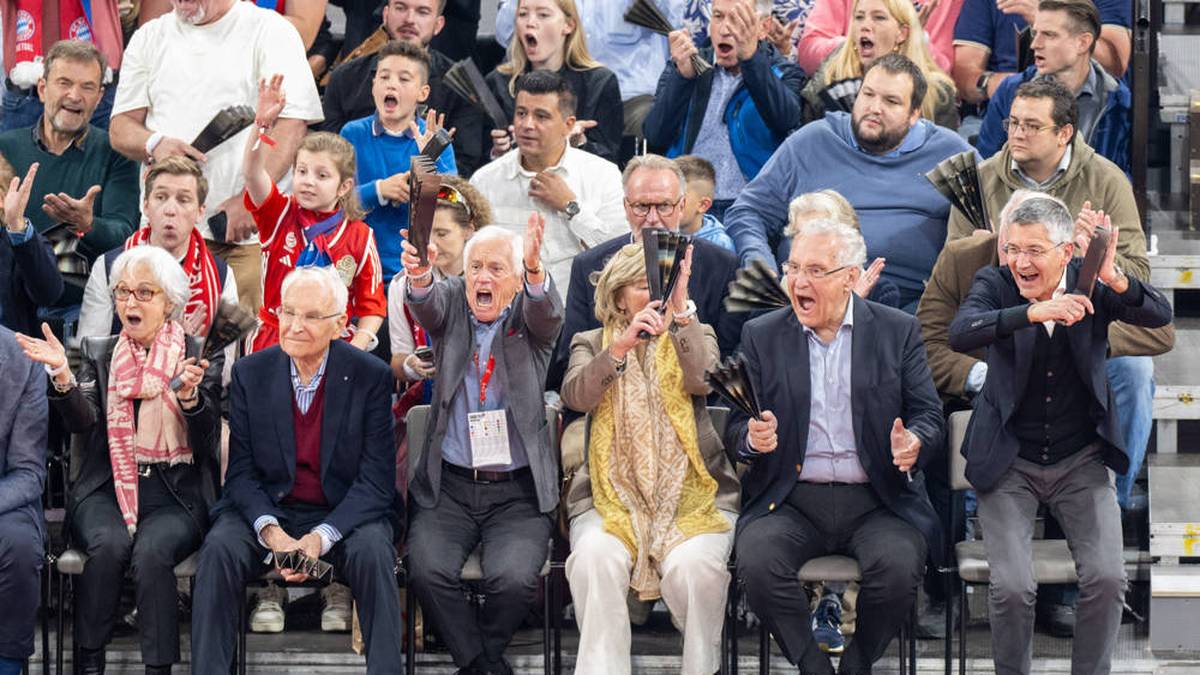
[244,74,386,354]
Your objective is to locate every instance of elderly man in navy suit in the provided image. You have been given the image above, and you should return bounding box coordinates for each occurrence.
[728,218,944,675]
[190,266,401,675]
[949,195,1172,675]
[0,327,48,675]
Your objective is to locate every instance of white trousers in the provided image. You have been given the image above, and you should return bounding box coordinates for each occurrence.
[565,508,737,675]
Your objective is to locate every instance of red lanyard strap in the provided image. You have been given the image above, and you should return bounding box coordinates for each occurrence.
[473,350,496,405]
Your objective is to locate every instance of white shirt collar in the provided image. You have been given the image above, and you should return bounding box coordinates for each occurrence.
[1040,269,1069,336]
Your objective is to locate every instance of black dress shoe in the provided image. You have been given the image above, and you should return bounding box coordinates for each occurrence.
[145,665,172,675]
[75,647,105,675]
[1036,603,1077,637]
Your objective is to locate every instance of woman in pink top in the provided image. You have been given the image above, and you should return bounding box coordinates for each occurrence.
[795,0,962,74]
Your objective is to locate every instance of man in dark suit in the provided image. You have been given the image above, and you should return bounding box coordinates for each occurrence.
[191,267,402,675]
[948,195,1172,675]
[728,217,944,675]
[552,154,743,392]
[0,160,63,334]
[0,326,47,675]
[401,215,563,675]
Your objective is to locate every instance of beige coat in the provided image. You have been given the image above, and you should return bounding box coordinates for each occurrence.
[559,320,741,522]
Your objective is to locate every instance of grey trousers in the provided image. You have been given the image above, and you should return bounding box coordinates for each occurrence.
[977,445,1125,675]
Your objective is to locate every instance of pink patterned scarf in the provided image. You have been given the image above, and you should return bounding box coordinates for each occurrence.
[106,320,192,535]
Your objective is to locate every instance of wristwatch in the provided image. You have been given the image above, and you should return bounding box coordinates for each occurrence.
[975,71,994,100]
[563,201,581,221]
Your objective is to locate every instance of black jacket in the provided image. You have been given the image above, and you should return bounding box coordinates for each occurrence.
[0,227,63,334]
[551,233,745,395]
[50,335,222,531]
[484,64,624,164]
[216,340,400,540]
[321,47,485,176]
[949,262,1173,492]
[725,297,945,561]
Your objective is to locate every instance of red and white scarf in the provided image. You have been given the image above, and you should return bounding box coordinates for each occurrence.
[125,227,221,336]
[105,320,191,535]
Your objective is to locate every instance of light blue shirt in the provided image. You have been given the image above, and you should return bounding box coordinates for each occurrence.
[798,299,869,484]
[690,67,747,200]
[495,0,681,100]
[691,213,736,252]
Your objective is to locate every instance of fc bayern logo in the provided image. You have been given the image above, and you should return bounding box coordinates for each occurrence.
[15,10,35,42]
[69,17,92,41]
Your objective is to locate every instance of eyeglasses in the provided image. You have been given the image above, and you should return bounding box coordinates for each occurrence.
[781,262,851,280]
[436,185,473,219]
[112,285,163,302]
[275,307,342,326]
[625,198,682,218]
[1001,118,1059,136]
[1001,242,1066,261]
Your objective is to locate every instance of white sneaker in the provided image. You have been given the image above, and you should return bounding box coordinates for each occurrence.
[249,582,287,633]
[321,583,353,632]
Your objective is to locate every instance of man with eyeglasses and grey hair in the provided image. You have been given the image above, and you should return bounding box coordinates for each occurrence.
[730,216,944,675]
[948,194,1172,675]
[554,154,743,392]
[191,265,402,674]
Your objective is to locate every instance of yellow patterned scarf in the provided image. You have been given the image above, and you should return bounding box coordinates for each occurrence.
[588,324,730,600]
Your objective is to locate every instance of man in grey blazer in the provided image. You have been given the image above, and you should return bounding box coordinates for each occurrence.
[401,214,563,675]
[0,326,48,675]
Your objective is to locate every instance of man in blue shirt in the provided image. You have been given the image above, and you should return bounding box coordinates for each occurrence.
[952,0,1130,107]
[724,54,974,313]
[340,40,458,281]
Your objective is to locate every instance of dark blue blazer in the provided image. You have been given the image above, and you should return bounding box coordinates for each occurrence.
[724,295,945,560]
[0,227,63,334]
[551,233,746,393]
[218,339,399,539]
[948,262,1173,493]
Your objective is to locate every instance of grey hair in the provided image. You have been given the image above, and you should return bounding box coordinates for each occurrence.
[1003,194,1073,244]
[621,154,686,201]
[785,190,860,237]
[109,247,190,321]
[754,0,773,14]
[281,266,349,315]
[463,225,523,276]
[791,217,868,268]
[997,189,1041,232]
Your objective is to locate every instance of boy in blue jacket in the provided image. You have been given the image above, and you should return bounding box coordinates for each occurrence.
[341,40,458,280]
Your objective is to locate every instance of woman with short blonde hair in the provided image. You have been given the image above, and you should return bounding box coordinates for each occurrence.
[561,243,740,675]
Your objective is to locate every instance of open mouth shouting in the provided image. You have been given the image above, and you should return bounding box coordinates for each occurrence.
[522,32,541,57]
[1014,267,1041,289]
[381,93,400,114]
[715,40,735,60]
[793,291,817,314]
[858,36,877,59]
[475,289,494,308]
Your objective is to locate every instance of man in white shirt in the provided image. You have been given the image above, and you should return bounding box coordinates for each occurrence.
[470,70,627,297]
[108,0,324,314]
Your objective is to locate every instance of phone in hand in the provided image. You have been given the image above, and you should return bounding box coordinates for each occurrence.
[415,346,435,364]
[207,212,228,243]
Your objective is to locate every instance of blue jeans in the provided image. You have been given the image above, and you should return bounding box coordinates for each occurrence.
[1107,355,1155,510]
[1,82,115,131]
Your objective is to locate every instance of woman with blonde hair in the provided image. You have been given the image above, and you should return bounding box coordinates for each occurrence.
[560,243,740,675]
[786,189,900,306]
[801,0,958,127]
[485,0,624,163]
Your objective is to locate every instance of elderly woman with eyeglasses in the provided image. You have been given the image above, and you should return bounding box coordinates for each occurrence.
[559,243,740,675]
[17,246,221,675]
